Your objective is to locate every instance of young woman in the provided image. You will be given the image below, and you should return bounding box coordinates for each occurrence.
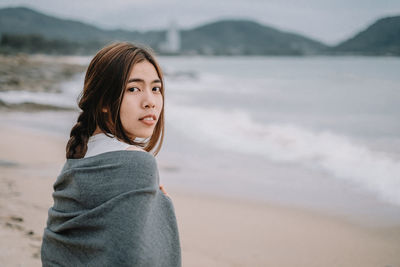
[41,42,181,266]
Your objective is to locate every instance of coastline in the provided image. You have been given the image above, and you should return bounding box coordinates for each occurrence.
[1,117,399,266]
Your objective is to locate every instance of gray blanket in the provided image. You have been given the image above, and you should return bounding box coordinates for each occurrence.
[41,150,181,267]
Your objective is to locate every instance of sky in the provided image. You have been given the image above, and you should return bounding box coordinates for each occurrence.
[1,0,400,45]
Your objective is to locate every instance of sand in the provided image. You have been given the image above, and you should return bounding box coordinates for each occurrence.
[1,121,400,267]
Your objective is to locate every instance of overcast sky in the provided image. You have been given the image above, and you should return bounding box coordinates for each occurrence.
[1,0,400,45]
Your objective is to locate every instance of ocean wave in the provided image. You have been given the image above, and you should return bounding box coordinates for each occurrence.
[165,71,229,92]
[167,103,400,206]
[0,90,77,109]
[0,72,84,111]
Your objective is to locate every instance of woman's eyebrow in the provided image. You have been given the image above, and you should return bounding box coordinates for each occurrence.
[127,78,161,84]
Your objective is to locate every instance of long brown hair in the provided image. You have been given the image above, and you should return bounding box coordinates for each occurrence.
[66,42,165,159]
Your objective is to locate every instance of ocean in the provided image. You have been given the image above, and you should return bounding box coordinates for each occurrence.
[1,55,400,226]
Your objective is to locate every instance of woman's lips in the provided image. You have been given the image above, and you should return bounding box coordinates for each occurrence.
[139,115,157,126]
[140,118,156,126]
[139,114,157,120]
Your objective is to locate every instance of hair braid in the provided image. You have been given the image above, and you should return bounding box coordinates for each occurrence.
[66,111,95,159]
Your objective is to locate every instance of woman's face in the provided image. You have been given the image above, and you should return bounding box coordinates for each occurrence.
[120,60,163,140]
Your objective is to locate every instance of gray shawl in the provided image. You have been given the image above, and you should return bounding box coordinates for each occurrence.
[41,150,181,267]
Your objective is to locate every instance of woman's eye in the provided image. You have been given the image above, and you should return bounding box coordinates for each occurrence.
[153,87,161,92]
[128,87,139,92]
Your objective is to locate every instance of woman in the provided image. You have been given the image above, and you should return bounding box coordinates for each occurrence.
[41,42,181,266]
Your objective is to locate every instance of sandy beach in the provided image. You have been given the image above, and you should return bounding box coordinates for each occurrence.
[0,116,399,267]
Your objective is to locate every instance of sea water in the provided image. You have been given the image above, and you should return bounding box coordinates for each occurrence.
[2,55,400,226]
[158,56,400,226]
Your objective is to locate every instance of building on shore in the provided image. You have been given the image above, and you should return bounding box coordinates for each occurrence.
[159,20,181,54]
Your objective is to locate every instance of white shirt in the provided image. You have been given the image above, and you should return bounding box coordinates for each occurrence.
[84,133,131,158]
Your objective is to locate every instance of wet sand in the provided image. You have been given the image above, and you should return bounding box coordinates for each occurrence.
[1,121,400,267]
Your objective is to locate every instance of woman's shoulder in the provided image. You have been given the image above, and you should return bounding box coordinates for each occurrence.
[125,145,146,152]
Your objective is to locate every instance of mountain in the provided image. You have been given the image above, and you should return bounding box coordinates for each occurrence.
[181,19,327,55]
[331,16,400,56]
[0,6,327,55]
[0,7,163,47]
[0,6,111,42]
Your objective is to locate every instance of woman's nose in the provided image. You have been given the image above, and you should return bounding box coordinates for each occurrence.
[142,88,156,108]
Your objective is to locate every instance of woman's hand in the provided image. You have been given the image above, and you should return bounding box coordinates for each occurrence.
[159,184,170,197]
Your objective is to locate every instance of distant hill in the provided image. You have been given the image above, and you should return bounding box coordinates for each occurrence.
[0,7,163,47]
[0,6,112,41]
[331,16,400,56]
[4,6,399,56]
[181,19,327,55]
[0,7,328,55]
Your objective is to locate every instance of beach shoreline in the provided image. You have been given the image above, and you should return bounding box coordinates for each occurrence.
[1,116,400,266]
